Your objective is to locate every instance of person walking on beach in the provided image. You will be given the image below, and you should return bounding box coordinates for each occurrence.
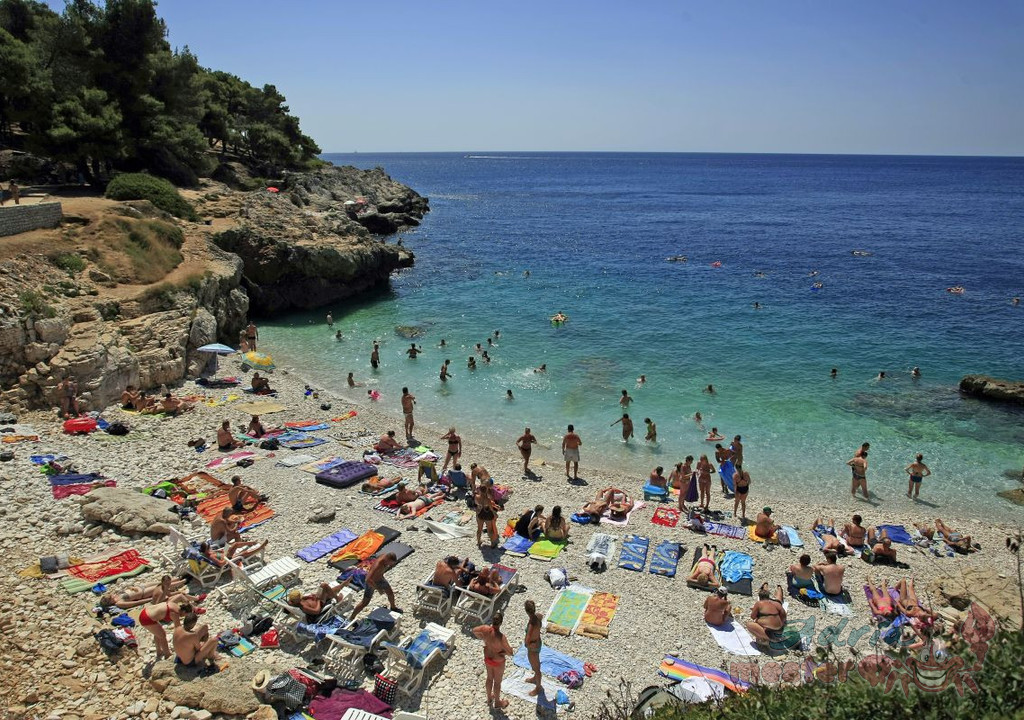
[619,389,632,407]
[905,453,931,499]
[473,611,514,709]
[562,424,582,480]
[516,427,538,475]
[370,342,380,370]
[611,413,634,443]
[847,446,869,499]
[401,387,416,437]
[439,359,452,383]
[440,427,461,473]
[8,180,19,205]
[524,600,543,696]
[348,552,402,620]
[245,322,258,350]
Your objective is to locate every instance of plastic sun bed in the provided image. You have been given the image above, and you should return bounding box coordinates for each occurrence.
[452,563,518,625]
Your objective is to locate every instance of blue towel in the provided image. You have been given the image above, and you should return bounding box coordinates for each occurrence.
[402,630,448,668]
[618,534,650,571]
[502,534,533,554]
[649,540,680,577]
[720,551,753,584]
[296,528,358,562]
[297,615,345,642]
[571,512,593,524]
[49,473,104,486]
[512,644,585,677]
[643,483,668,497]
[780,525,804,547]
[876,524,914,546]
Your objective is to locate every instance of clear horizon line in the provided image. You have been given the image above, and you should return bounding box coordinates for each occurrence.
[322,150,1024,159]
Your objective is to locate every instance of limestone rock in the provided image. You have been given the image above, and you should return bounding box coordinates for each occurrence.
[959,374,1024,406]
[929,567,1022,628]
[152,659,285,716]
[78,487,179,534]
[246,706,277,720]
[307,507,336,523]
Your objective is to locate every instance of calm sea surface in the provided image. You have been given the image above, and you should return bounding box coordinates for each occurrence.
[261,153,1024,521]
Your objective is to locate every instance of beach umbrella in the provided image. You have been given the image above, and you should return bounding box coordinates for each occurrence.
[197,343,236,355]
[242,351,276,370]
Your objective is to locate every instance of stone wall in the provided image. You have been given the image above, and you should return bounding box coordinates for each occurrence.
[0,202,62,237]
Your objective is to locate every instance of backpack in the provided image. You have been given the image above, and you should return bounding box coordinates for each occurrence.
[96,629,124,654]
[107,421,129,436]
[259,438,280,451]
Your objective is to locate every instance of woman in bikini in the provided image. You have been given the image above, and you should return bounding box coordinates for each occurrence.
[696,455,715,510]
[688,544,720,587]
[865,575,897,619]
[440,427,461,473]
[473,611,514,709]
[678,456,696,512]
[137,598,190,660]
[733,469,750,520]
[668,462,686,491]
[475,481,499,548]
[524,600,544,696]
[905,453,931,499]
[544,506,569,541]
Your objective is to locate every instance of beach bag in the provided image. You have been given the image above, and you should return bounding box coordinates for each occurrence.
[373,674,397,705]
[113,627,138,647]
[259,438,280,450]
[242,614,274,638]
[39,556,60,574]
[260,630,279,648]
[95,629,123,654]
[111,613,136,627]
[107,421,129,436]
[0,450,13,462]
[266,673,306,710]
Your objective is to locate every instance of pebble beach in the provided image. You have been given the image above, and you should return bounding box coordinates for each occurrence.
[0,351,1018,720]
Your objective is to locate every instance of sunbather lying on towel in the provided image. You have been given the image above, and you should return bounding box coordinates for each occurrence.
[689,544,721,588]
[287,582,350,621]
[398,490,444,517]
[469,567,502,596]
[812,517,852,556]
[143,393,192,416]
[746,583,787,646]
[581,487,632,522]
[362,476,401,494]
[100,576,203,609]
[394,482,425,505]
[893,578,935,623]
[197,540,267,568]
[916,519,977,553]
[865,575,898,620]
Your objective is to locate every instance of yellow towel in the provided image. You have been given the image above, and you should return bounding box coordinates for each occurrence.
[748,525,776,543]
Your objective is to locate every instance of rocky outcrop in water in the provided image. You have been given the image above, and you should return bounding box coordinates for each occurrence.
[959,375,1024,406]
[213,165,425,314]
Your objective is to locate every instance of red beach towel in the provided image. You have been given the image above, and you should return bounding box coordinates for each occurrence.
[66,549,150,582]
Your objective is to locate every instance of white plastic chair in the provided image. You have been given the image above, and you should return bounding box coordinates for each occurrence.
[340,709,389,720]
[271,584,357,643]
[393,713,428,720]
[323,611,403,678]
[452,564,518,625]
[414,573,453,618]
[382,623,456,698]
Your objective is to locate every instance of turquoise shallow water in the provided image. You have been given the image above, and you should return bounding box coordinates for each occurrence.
[260,153,1024,521]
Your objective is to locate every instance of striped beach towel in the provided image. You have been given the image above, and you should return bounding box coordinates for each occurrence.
[705,521,746,540]
[659,655,750,694]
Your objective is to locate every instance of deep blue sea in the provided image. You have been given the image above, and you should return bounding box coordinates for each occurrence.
[262,153,1024,521]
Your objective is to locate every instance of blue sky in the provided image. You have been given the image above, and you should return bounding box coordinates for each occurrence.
[61,1,1024,154]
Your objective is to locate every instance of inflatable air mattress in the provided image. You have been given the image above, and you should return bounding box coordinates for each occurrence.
[315,461,377,489]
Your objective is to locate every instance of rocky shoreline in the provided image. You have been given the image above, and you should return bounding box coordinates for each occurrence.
[0,354,1018,720]
[959,374,1024,406]
[0,164,428,415]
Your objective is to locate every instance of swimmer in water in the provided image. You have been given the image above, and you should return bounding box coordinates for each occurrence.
[440,359,452,383]
[439,338,447,348]
[830,368,838,379]
[754,271,766,278]
[619,389,632,407]
[704,384,715,395]
[494,330,501,338]
[475,343,484,354]
[707,427,724,441]
[335,330,342,340]
[911,366,921,378]
[487,338,494,347]
[368,389,380,401]
[637,375,647,386]
[1013,297,1020,306]
[753,302,761,309]
[876,371,886,381]
[809,270,819,277]
[482,351,491,364]
[644,418,657,444]
[812,282,824,289]
[694,411,703,426]
[468,356,476,370]
[523,270,530,277]
[506,389,514,401]
[534,364,546,373]
[407,343,422,358]
[347,372,363,388]
[551,312,568,323]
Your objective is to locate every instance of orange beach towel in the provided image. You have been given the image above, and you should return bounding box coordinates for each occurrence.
[329,531,384,564]
[578,592,620,639]
[196,492,275,530]
[65,549,150,582]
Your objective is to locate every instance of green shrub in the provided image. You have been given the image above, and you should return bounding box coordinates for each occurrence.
[51,252,86,275]
[19,290,56,318]
[105,173,198,220]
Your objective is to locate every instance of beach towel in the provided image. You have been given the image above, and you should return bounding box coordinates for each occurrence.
[298,456,347,474]
[234,401,287,415]
[60,564,152,594]
[284,421,331,431]
[707,621,761,656]
[330,410,359,422]
[659,655,750,694]
[360,476,401,495]
[228,637,257,657]
[780,526,804,547]
[502,534,533,555]
[618,534,650,571]
[279,433,328,450]
[65,549,149,582]
[820,595,853,617]
[649,540,681,578]
[374,497,401,514]
[529,537,569,561]
[175,471,229,495]
[585,533,618,570]
[748,525,776,543]
[500,668,561,712]
[545,587,593,635]
[379,448,421,470]
[330,531,385,565]
[422,518,474,539]
[704,522,746,540]
[512,644,585,677]
[275,453,316,468]
[2,434,39,443]
[203,393,241,407]
[578,592,620,638]
[876,524,914,546]
[52,480,115,499]
[651,506,680,528]
[296,529,358,562]
[48,473,105,486]
[720,551,753,584]
[601,500,645,526]
[205,451,256,470]
[372,540,414,564]
[196,493,275,531]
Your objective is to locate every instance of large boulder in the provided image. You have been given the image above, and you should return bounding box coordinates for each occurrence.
[151,660,287,716]
[928,568,1022,629]
[78,487,179,534]
[959,375,1024,406]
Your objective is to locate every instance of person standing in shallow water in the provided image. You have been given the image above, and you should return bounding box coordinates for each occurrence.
[905,453,931,499]
[611,413,633,443]
[401,387,416,437]
[847,444,869,499]
[370,342,380,370]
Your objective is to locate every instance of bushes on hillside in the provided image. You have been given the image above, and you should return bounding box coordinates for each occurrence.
[104,174,197,221]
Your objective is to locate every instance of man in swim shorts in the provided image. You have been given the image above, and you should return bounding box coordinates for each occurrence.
[172,612,222,671]
[562,424,582,480]
[370,342,380,369]
[813,551,846,595]
[348,553,402,620]
[401,387,416,437]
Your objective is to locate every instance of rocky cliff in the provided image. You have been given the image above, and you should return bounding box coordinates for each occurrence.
[0,164,428,413]
[212,165,426,314]
[959,375,1024,406]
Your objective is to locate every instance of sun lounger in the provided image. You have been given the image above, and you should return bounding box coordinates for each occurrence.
[452,563,518,625]
[414,573,455,618]
[323,608,402,677]
[650,540,681,577]
[271,583,357,643]
[618,534,650,571]
[382,623,456,697]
